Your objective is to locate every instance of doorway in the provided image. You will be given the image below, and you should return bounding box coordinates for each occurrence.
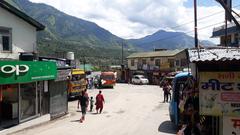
[20,83,38,122]
[0,85,19,128]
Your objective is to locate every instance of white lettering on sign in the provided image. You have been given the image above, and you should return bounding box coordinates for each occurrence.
[1,65,29,75]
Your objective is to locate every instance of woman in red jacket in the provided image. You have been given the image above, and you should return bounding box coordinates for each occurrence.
[95,90,105,114]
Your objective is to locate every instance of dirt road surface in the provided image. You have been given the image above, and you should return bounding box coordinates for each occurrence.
[11,84,176,135]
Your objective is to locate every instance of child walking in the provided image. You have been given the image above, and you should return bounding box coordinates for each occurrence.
[90,97,94,112]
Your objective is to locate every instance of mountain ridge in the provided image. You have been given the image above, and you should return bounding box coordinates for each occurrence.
[128,30,214,51]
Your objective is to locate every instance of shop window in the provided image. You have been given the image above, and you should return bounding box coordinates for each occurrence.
[142,59,147,65]
[176,60,180,66]
[0,84,19,127]
[131,59,134,66]
[20,83,37,121]
[168,59,174,68]
[155,59,160,66]
[181,59,187,67]
[0,28,12,51]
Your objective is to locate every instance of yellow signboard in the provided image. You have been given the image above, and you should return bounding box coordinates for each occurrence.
[199,72,240,116]
[72,69,85,75]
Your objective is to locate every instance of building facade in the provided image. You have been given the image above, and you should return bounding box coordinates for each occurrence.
[212,22,240,47]
[0,61,57,128]
[127,49,188,84]
[0,1,69,129]
[0,1,44,60]
[188,48,240,135]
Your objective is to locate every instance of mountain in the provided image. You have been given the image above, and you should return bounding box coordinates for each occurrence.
[128,30,215,51]
[6,0,214,65]
[8,0,134,66]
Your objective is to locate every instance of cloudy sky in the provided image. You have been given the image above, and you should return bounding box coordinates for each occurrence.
[29,0,239,43]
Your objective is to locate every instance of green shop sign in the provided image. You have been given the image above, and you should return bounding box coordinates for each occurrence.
[0,61,57,85]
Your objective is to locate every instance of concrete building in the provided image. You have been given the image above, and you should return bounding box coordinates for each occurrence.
[127,49,188,84]
[212,22,240,47]
[0,0,44,60]
[0,1,68,130]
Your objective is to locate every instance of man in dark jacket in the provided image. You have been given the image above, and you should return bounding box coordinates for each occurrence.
[78,89,89,123]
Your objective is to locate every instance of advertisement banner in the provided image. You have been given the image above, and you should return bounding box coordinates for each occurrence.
[0,61,57,85]
[199,72,240,116]
[223,116,240,135]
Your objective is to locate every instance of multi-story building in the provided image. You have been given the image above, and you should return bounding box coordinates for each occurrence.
[212,22,240,47]
[127,49,188,84]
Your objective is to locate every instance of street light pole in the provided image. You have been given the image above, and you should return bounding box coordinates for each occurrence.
[194,0,198,49]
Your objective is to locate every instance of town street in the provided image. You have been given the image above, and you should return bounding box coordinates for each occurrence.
[11,84,176,135]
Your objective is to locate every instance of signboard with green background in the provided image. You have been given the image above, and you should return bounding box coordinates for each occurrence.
[0,61,57,85]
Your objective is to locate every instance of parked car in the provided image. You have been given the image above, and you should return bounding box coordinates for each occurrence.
[132,75,149,85]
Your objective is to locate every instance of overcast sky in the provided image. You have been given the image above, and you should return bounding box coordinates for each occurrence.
[29,0,240,43]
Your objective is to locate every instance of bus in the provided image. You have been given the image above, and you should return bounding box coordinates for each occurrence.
[169,72,193,126]
[68,69,87,98]
[100,72,116,88]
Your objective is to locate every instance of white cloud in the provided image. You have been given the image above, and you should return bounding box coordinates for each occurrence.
[29,0,231,43]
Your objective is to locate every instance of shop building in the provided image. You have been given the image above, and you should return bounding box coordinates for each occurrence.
[0,0,69,129]
[188,48,240,135]
[0,61,57,129]
[39,56,72,119]
[127,49,187,84]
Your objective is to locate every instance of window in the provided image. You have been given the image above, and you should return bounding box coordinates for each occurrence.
[168,59,174,68]
[181,59,188,67]
[176,60,180,66]
[0,28,11,51]
[150,57,154,61]
[155,59,160,66]
[142,59,147,65]
[131,59,135,66]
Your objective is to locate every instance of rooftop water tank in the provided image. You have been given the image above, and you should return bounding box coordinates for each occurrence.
[66,52,74,60]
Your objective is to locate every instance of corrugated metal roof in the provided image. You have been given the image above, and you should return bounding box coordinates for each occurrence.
[127,49,184,59]
[188,48,240,62]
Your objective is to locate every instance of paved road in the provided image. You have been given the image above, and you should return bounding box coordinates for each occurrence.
[11,84,176,135]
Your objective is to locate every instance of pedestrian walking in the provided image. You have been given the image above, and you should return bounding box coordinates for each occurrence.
[89,78,93,89]
[167,83,172,101]
[89,96,94,112]
[95,90,105,114]
[77,89,89,123]
[162,81,169,103]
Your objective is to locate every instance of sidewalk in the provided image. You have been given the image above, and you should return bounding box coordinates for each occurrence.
[0,115,50,135]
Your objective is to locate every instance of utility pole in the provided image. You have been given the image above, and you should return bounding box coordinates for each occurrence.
[83,56,86,72]
[225,11,228,47]
[194,0,200,58]
[121,41,124,65]
[216,0,240,29]
[194,0,198,48]
[121,41,125,82]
